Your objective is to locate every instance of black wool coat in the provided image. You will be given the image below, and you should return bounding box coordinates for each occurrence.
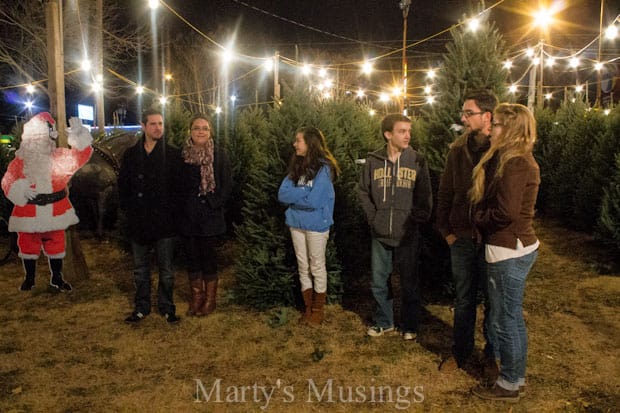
[176,147,232,237]
[118,137,181,244]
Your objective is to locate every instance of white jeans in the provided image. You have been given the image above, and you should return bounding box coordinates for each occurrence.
[289,227,329,293]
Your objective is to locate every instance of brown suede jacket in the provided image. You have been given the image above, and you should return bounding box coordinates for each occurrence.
[473,153,540,249]
[436,133,489,240]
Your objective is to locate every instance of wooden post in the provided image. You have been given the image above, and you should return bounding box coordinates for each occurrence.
[45,0,67,146]
[96,0,105,130]
[274,51,281,102]
[45,0,89,280]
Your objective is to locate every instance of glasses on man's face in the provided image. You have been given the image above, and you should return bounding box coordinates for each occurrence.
[191,127,210,132]
[460,110,485,118]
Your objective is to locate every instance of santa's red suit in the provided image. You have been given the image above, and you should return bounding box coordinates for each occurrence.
[1,113,92,289]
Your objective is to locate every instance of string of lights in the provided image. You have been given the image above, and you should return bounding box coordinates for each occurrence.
[4,1,619,114]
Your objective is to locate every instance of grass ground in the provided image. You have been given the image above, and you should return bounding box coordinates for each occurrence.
[0,219,618,412]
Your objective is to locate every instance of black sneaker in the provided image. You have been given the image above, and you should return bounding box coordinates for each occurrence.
[50,275,72,292]
[165,313,180,324]
[19,278,35,291]
[125,312,145,323]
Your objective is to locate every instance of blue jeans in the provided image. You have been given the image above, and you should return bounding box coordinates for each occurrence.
[450,238,493,363]
[370,232,421,332]
[131,237,176,316]
[487,249,538,389]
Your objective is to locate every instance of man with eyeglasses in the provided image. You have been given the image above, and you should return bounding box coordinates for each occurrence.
[437,90,498,380]
[119,108,183,324]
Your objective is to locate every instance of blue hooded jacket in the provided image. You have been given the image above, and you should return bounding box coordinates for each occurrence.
[277,163,334,233]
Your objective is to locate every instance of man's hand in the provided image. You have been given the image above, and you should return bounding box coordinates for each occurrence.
[445,233,457,246]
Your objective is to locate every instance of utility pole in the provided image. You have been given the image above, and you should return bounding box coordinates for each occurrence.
[595,0,604,107]
[45,0,89,279]
[45,0,67,146]
[527,62,537,111]
[274,51,281,103]
[399,0,411,115]
[537,39,544,110]
[95,0,105,130]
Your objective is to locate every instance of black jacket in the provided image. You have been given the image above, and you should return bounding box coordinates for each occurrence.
[118,137,181,244]
[176,147,232,237]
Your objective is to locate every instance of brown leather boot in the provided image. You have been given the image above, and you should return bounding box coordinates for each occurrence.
[300,289,313,323]
[308,292,326,325]
[202,278,218,316]
[187,273,205,316]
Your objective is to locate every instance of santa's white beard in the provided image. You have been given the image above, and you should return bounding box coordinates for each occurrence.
[21,146,53,194]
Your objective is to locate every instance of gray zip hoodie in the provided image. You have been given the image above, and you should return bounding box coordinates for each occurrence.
[358,146,433,247]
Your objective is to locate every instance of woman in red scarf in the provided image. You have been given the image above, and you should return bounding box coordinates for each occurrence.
[178,114,232,316]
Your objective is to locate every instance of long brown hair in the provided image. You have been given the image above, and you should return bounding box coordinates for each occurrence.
[469,103,537,204]
[287,127,340,183]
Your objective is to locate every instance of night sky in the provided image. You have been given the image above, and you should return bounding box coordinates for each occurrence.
[1,0,617,132]
[156,0,613,55]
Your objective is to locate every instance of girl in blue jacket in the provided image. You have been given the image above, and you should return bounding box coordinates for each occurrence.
[278,127,340,325]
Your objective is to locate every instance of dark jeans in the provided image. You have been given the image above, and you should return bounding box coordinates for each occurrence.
[449,237,493,363]
[370,230,422,333]
[131,237,176,316]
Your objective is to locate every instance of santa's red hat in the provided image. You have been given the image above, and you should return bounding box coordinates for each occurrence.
[22,112,56,142]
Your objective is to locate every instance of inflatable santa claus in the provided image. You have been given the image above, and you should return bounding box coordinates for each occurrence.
[1,112,93,292]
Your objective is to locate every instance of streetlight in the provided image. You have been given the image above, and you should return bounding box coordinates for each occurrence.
[361,61,373,75]
[532,6,555,109]
[81,59,92,71]
[25,100,34,118]
[399,0,411,115]
[604,23,618,40]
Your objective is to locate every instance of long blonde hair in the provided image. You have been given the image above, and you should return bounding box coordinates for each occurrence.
[469,103,537,204]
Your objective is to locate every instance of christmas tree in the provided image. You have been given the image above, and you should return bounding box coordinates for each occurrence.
[598,154,620,249]
[231,87,378,309]
[419,15,508,173]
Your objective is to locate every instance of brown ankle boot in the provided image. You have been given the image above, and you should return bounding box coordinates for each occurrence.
[301,289,313,323]
[188,273,205,316]
[202,278,218,316]
[309,292,326,325]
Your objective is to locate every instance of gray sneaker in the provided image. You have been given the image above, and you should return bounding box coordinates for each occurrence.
[366,326,395,337]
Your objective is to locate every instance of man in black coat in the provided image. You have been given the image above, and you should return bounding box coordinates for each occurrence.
[118,108,182,324]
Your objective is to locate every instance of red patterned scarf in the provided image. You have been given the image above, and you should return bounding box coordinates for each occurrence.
[182,137,215,195]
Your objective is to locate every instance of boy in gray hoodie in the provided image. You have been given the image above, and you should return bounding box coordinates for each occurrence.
[358,113,432,340]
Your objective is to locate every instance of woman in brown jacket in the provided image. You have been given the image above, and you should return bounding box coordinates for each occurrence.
[469,103,540,403]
